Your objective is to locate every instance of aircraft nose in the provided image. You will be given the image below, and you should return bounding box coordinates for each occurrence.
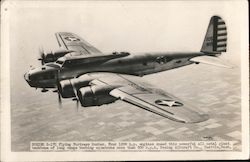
[24,72,30,81]
[24,71,36,87]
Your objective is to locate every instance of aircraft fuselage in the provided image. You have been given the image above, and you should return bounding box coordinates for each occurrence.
[62,52,202,77]
[24,52,203,88]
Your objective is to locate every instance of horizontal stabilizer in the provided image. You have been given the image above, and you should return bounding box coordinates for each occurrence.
[190,56,234,68]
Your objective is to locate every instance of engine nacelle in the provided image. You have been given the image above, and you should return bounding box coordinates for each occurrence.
[59,75,94,98]
[78,85,117,107]
[44,49,73,63]
[58,80,74,98]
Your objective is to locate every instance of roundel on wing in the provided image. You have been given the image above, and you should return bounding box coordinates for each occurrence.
[155,99,183,107]
[64,36,80,42]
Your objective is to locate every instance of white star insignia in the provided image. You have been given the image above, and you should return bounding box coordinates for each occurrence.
[65,36,80,41]
[155,99,183,107]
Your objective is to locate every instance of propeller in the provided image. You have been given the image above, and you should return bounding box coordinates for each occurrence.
[76,100,79,111]
[54,69,80,111]
[58,91,62,109]
[72,97,79,112]
[38,46,46,65]
[70,79,80,112]
[55,69,62,109]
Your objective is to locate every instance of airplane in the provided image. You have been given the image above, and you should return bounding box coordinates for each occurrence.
[24,16,231,124]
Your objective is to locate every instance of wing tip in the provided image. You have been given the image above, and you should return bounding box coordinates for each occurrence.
[184,114,209,124]
[55,32,74,36]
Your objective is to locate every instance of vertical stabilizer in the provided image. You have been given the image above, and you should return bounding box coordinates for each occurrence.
[201,16,227,54]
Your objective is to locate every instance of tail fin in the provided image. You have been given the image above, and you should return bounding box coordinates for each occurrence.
[201,16,227,54]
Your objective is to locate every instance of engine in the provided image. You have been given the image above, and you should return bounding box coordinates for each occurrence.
[43,49,73,64]
[58,75,117,107]
[58,79,75,98]
[58,75,93,98]
[78,85,117,107]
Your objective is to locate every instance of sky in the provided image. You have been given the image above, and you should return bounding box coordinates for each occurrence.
[5,0,247,68]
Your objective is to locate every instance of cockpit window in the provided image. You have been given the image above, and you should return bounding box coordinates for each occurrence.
[56,60,64,65]
[46,63,60,68]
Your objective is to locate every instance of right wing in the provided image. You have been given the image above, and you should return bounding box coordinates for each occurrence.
[109,86,209,123]
[86,73,209,123]
[55,32,102,55]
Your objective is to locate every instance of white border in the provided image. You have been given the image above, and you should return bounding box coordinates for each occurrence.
[1,0,249,161]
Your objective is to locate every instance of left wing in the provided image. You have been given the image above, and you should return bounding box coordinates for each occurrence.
[55,32,102,55]
[88,73,209,123]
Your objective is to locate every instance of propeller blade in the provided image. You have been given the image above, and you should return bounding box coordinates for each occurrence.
[56,69,62,109]
[38,46,45,65]
[58,90,62,109]
[70,79,81,112]
[75,99,79,112]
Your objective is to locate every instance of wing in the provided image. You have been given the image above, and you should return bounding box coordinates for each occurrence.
[88,73,209,123]
[55,32,102,55]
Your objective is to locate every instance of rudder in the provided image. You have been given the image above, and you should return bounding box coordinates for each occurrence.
[201,16,227,54]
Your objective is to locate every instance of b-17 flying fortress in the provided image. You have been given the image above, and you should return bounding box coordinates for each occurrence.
[24,16,231,123]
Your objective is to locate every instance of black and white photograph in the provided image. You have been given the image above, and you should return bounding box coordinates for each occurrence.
[1,0,249,161]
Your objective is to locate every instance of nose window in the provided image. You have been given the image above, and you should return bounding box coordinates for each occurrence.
[24,73,31,81]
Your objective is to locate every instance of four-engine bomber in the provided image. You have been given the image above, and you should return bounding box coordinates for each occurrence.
[24,16,231,123]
